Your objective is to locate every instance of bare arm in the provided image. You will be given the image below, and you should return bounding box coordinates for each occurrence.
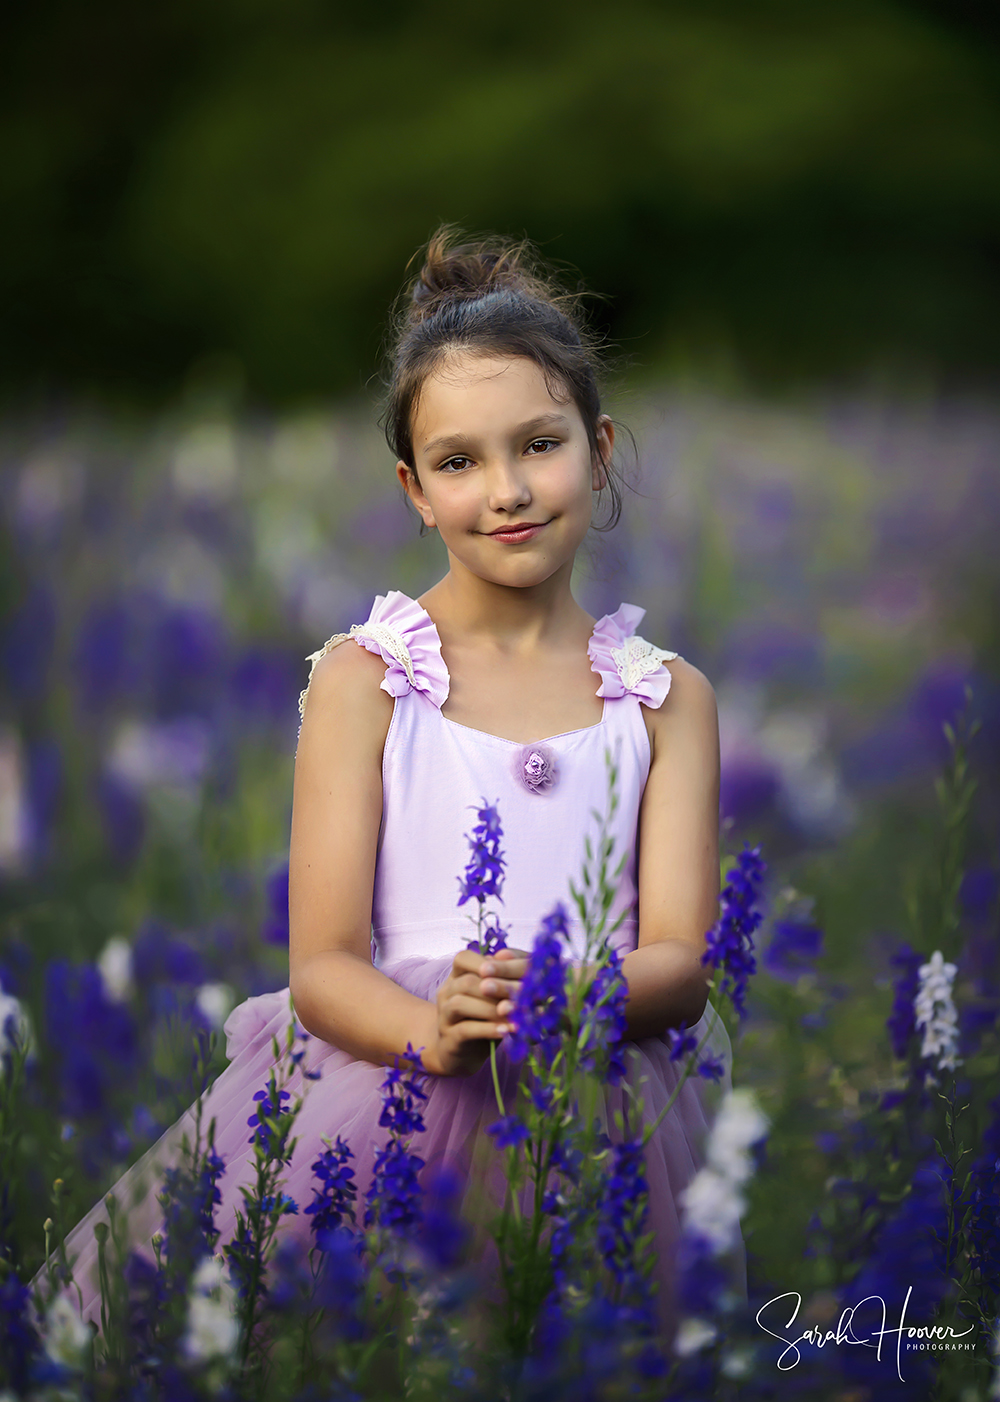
[288,643,521,1076]
[620,659,721,1039]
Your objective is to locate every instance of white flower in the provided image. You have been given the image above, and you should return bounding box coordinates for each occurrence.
[0,990,33,1064]
[680,1088,768,1254]
[183,1256,239,1364]
[705,1088,769,1184]
[674,1316,718,1356]
[680,1167,746,1253]
[195,982,235,1030]
[97,936,133,1003]
[43,1293,91,1367]
[914,951,962,1073]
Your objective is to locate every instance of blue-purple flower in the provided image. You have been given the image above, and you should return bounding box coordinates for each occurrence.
[305,1136,357,1237]
[457,800,505,906]
[247,1083,293,1160]
[667,1024,699,1062]
[487,1115,531,1149]
[764,920,824,982]
[702,845,765,1017]
[579,950,629,1084]
[506,905,570,1064]
[886,941,927,1059]
[377,1044,429,1136]
[364,1138,426,1234]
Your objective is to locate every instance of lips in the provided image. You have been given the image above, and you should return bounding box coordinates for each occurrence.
[486,521,548,541]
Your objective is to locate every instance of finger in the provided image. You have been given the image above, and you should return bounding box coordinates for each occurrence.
[451,949,494,978]
[450,1019,510,1042]
[492,947,531,961]
[444,993,509,1025]
[478,975,523,1000]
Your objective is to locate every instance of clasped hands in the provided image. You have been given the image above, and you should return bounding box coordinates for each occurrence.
[424,946,529,1078]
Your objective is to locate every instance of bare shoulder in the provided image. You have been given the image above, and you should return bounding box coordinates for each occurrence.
[298,639,394,751]
[641,656,719,756]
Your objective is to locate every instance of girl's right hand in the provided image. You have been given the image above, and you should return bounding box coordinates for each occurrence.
[425,947,528,1077]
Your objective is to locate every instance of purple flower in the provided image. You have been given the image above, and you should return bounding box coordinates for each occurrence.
[886,941,926,1059]
[515,743,558,794]
[697,1054,725,1082]
[506,905,570,1064]
[377,1045,429,1136]
[579,950,629,1084]
[457,800,506,906]
[764,920,824,982]
[419,1162,470,1269]
[466,912,509,956]
[246,1083,293,1161]
[702,844,765,1018]
[597,1141,653,1295]
[667,1024,699,1063]
[305,1136,357,1236]
[487,1115,531,1149]
[364,1138,425,1234]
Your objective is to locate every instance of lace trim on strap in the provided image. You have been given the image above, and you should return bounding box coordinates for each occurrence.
[611,635,679,691]
[298,621,416,720]
[588,602,679,709]
[298,590,450,721]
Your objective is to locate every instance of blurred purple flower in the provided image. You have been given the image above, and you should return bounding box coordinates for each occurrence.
[764,920,824,982]
[702,845,765,1018]
[0,1270,42,1393]
[487,1115,530,1149]
[579,950,629,1084]
[697,1055,725,1082]
[0,584,56,701]
[133,923,206,987]
[230,646,300,727]
[719,757,780,828]
[506,905,570,1064]
[418,1161,469,1269]
[151,604,226,719]
[73,600,135,712]
[886,941,925,1060]
[262,864,290,945]
[95,772,146,866]
[457,800,505,907]
[667,1025,698,1062]
[25,738,61,862]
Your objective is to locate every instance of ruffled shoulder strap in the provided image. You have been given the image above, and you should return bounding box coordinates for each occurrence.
[298,590,449,720]
[587,603,679,709]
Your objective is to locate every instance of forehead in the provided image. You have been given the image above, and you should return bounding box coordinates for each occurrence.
[412,353,576,447]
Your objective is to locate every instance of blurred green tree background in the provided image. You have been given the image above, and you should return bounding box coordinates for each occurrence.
[2,0,1000,405]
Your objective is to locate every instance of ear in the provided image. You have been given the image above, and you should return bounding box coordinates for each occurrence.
[396,460,437,529]
[592,415,615,491]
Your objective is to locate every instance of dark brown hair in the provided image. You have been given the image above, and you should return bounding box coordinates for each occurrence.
[382,226,625,529]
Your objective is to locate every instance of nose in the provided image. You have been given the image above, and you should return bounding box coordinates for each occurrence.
[486,455,531,514]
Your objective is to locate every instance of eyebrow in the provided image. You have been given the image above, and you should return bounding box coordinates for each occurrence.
[420,413,571,458]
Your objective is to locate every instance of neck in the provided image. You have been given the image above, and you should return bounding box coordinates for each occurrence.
[418,557,592,650]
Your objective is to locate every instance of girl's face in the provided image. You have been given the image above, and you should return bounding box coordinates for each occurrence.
[397,353,613,592]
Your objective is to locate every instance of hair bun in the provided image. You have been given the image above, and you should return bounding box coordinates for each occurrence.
[407,226,552,325]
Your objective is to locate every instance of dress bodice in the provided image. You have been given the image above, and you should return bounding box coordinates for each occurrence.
[300,592,680,966]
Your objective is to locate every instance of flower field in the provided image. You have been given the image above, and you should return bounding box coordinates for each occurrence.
[1,386,998,1399]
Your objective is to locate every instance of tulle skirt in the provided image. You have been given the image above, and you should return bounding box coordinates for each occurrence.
[45,955,743,1342]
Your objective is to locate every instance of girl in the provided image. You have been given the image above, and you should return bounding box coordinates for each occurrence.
[53,230,736,1341]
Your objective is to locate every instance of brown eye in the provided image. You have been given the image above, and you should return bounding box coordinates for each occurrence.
[439,456,472,473]
[526,438,558,455]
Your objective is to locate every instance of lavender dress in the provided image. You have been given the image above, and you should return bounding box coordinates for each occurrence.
[54,591,738,1338]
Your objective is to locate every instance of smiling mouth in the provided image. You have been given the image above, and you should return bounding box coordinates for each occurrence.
[486,521,549,538]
